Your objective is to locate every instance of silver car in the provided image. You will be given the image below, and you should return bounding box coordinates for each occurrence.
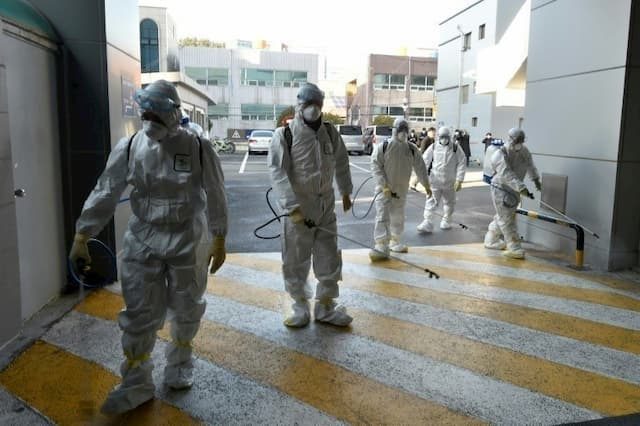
[335,125,364,155]
[248,130,274,155]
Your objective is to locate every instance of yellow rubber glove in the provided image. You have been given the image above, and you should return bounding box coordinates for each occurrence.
[382,186,392,199]
[342,194,352,212]
[520,188,534,199]
[289,208,305,224]
[454,181,462,192]
[533,178,542,191]
[423,183,433,197]
[69,233,91,265]
[208,235,226,274]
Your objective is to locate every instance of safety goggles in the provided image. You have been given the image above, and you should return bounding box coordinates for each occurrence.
[134,89,180,113]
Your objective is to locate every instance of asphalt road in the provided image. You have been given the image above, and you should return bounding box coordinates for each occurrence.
[220,147,496,254]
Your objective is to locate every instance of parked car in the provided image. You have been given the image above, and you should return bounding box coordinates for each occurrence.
[363,125,393,155]
[335,125,364,155]
[248,129,274,154]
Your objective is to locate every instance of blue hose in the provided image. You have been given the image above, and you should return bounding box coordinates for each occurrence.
[67,238,117,289]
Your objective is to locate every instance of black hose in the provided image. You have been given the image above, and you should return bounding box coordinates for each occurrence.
[253,188,288,239]
[351,176,381,220]
[67,238,117,289]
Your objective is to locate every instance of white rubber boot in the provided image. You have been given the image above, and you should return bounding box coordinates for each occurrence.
[416,220,433,233]
[314,299,353,327]
[283,299,311,328]
[369,244,390,261]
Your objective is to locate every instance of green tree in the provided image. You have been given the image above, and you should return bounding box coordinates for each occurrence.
[179,38,225,48]
[372,115,394,126]
[322,112,345,125]
[276,106,295,127]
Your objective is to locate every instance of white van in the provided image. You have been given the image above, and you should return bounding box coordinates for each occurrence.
[335,125,364,155]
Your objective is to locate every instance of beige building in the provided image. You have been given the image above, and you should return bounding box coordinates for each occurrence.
[347,54,438,129]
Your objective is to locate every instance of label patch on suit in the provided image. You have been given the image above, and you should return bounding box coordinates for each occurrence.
[174,154,191,172]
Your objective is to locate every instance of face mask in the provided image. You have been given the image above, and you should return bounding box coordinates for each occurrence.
[302,105,321,122]
[439,137,450,145]
[397,131,408,143]
[143,120,168,141]
[511,142,523,151]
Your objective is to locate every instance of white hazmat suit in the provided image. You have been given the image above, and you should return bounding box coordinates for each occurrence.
[484,128,541,259]
[483,138,505,184]
[370,118,430,260]
[268,83,354,328]
[69,80,228,414]
[417,127,466,232]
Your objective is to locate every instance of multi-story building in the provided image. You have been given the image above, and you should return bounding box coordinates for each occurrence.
[437,0,529,162]
[347,53,438,130]
[179,47,318,139]
[138,6,214,132]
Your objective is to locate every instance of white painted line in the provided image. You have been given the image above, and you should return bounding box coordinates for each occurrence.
[239,152,249,174]
[349,162,370,173]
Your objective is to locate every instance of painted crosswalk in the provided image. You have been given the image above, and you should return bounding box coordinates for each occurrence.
[1,244,639,425]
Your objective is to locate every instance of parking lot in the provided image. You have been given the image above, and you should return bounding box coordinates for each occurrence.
[219,145,494,254]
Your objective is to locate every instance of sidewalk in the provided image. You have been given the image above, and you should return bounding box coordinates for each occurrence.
[0,243,639,424]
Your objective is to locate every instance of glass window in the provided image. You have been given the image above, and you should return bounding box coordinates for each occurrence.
[372,105,388,115]
[140,19,159,72]
[479,24,486,40]
[185,67,228,86]
[373,74,387,85]
[426,76,436,86]
[338,125,362,135]
[411,75,426,86]
[241,104,276,120]
[472,117,478,127]
[243,68,274,85]
[464,32,472,50]
[208,103,229,120]
[462,85,469,104]
[389,74,405,85]
[376,126,392,136]
[388,106,404,115]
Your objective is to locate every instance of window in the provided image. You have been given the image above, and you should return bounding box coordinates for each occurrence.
[479,24,486,40]
[462,85,469,104]
[372,105,405,116]
[472,117,478,127]
[463,32,472,51]
[240,104,290,121]
[473,81,477,93]
[185,67,229,86]
[241,69,307,87]
[373,73,406,90]
[140,19,159,72]
[237,40,252,48]
[410,75,436,91]
[208,104,229,120]
[408,107,434,122]
[338,126,362,136]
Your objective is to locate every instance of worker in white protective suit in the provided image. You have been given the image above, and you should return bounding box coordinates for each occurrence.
[417,127,466,233]
[369,118,431,260]
[482,137,505,184]
[181,111,205,138]
[68,79,228,414]
[268,83,354,328]
[484,128,541,259]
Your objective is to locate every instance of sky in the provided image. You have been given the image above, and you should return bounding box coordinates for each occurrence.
[139,0,471,88]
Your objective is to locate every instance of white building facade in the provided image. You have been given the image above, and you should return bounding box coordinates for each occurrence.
[519,0,639,271]
[437,0,528,162]
[179,47,318,139]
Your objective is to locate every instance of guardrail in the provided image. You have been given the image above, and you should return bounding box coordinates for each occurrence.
[516,208,586,269]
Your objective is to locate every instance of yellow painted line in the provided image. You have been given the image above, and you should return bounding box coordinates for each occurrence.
[0,340,201,425]
[342,252,640,312]
[77,290,480,425]
[76,289,123,321]
[226,255,640,354]
[419,244,640,294]
[205,277,640,416]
